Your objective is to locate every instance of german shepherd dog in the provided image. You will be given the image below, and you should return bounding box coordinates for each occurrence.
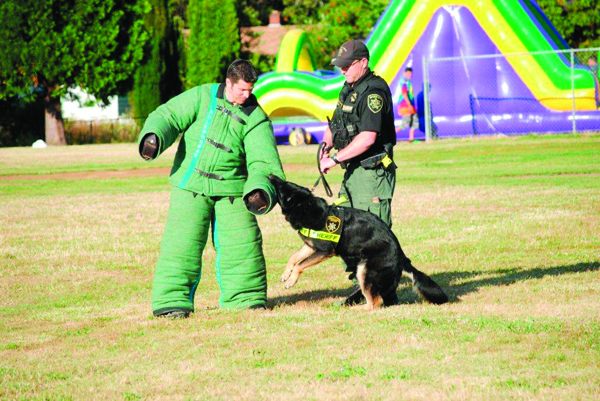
[269,175,448,310]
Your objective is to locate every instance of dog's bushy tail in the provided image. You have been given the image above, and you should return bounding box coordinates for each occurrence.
[403,264,448,304]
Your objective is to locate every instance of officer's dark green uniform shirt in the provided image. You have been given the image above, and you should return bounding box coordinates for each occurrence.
[331,69,396,227]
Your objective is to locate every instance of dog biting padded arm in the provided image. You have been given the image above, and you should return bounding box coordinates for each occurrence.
[244,189,270,215]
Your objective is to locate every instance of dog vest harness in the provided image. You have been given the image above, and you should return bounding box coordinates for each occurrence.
[299,207,344,243]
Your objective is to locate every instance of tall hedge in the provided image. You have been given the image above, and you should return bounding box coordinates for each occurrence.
[0,95,45,147]
[131,0,184,120]
[186,0,240,88]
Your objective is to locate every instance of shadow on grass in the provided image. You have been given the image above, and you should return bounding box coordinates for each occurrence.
[269,261,600,307]
[268,288,354,309]
[432,261,600,304]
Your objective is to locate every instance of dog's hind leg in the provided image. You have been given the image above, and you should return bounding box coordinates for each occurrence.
[283,250,333,289]
[353,261,384,311]
[381,291,399,306]
[282,244,314,283]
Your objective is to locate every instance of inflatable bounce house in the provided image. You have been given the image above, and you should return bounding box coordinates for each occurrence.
[253,0,600,142]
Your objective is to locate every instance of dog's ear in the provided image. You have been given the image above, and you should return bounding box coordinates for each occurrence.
[268,174,284,186]
[268,175,288,206]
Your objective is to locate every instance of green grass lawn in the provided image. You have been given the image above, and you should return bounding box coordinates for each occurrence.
[1,134,599,399]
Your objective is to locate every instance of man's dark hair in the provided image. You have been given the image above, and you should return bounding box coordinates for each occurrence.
[590,55,598,63]
[227,59,258,84]
[405,67,413,73]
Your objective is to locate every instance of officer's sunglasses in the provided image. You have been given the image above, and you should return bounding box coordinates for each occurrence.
[341,59,360,72]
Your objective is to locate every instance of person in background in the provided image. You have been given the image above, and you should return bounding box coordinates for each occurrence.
[396,67,418,142]
[587,55,599,108]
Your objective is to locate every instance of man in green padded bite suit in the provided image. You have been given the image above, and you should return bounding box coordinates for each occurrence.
[138,59,285,318]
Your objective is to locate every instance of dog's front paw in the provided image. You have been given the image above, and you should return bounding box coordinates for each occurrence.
[281,270,292,282]
[284,275,299,288]
[350,303,376,311]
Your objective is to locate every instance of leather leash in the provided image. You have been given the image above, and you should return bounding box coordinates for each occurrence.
[310,142,333,197]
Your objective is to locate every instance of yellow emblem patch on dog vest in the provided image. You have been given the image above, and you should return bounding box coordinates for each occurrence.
[299,212,344,243]
[325,216,341,233]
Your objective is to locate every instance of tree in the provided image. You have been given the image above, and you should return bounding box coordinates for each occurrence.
[282,0,328,25]
[131,0,184,121]
[236,0,284,27]
[533,0,600,49]
[0,0,150,145]
[186,0,240,88]
[283,0,388,68]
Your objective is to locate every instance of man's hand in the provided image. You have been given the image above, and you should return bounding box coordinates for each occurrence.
[140,133,159,160]
[320,157,337,174]
[319,145,331,168]
[245,189,270,215]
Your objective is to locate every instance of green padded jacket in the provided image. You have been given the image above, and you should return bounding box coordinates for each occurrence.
[138,83,285,214]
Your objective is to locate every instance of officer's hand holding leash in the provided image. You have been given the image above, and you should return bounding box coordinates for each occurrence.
[320,117,340,175]
[311,141,334,197]
[320,155,338,174]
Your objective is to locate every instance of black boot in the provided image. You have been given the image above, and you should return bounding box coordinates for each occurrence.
[154,309,191,319]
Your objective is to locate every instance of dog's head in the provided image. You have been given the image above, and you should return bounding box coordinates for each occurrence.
[269,174,314,212]
[268,174,329,230]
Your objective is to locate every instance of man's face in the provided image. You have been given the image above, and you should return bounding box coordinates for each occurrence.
[226,78,254,105]
[340,58,368,85]
[404,70,413,80]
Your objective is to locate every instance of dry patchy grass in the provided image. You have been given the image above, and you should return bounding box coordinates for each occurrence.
[0,134,599,399]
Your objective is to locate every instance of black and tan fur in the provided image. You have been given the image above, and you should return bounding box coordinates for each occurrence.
[269,175,448,310]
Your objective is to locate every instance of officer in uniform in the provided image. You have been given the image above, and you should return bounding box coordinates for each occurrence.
[319,40,397,306]
[320,39,396,227]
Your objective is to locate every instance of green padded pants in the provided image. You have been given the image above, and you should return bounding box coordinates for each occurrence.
[337,163,396,227]
[152,186,267,315]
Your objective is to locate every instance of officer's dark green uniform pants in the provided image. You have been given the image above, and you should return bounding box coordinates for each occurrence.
[152,186,267,315]
[338,163,396,227]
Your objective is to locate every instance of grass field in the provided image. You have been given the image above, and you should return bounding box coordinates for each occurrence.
[1,134,599,399]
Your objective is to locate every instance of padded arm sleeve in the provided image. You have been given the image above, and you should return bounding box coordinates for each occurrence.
[137,87,202,159]
[242,119,286,215]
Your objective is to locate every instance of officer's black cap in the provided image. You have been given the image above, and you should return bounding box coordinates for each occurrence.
[331,40,370,68]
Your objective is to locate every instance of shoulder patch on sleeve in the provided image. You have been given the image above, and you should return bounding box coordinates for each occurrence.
[367,94,383,113]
